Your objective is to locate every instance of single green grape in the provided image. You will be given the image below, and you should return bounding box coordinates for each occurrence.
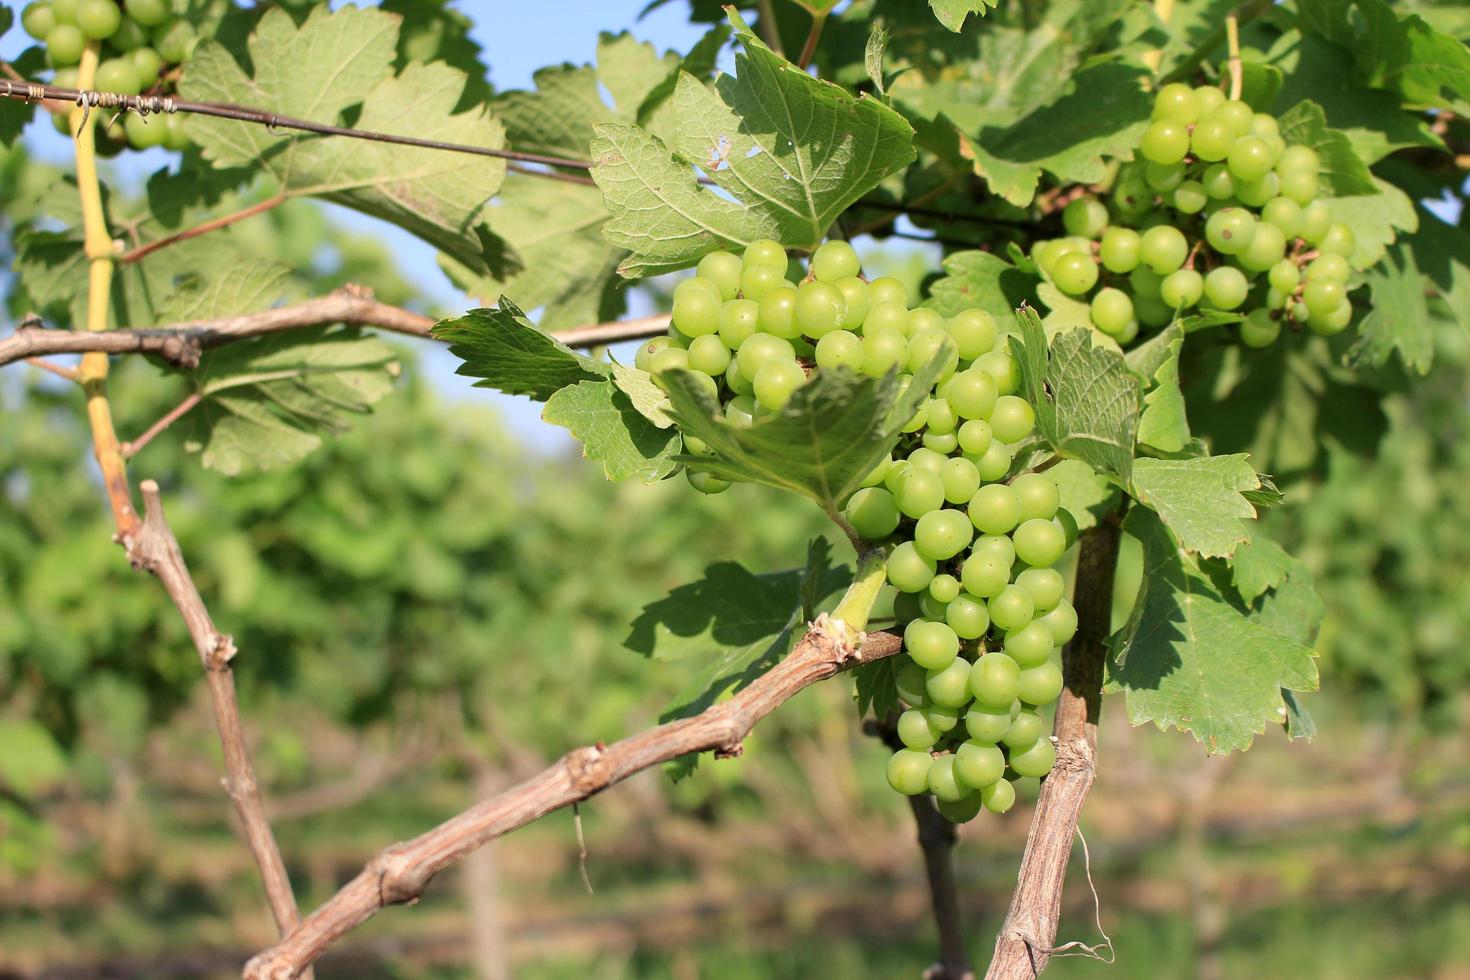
[1140,120,1190,164]
[1145,160,1185,193]
[925,704,962,732]
[46,23,87,65]
[926,658,974,708]
[926,755,969,803]
[1235,171,1279,208]
[1190,118,1234,161]
[153,17,197,63]
[929,574,962,604]
[1227,135,1274,181]
[946,369,998,420]
[1152,82,1199,122]
[1160,268,1203,310]
[718,298,760,350]
[1090,287,1133,336]
[914,509,974,562]
[860,327,908,377]
[1099,227,1142,273]
[1017,661,1065,706]
[886,749,933,795]
[130,45,163,84]
[1201,163,1235,200]
[946,309,997,359]
[908,448,947,473]
[1268,259,1301,295]
[1062,196,1109,238]
[1040,599,1078,646]
[957,419,992,456]
[971,440,1012,482]
[966,703,1012,743]
[904,617,959,669]
[1013,518,1066,568]
[981,778,1017,814]
[896,467,945,519]
[969,483,1021,535]
[1008,738,1058,779]
[960,553,1009,599]
[846,487,900,540]
[743,238,787,269]
[988,584,1035,632]
[1307,299,1352,335]
[1308,254,1351,282]
[811,239,861,281]
[1171,180,1208,215]
[1050,252,1099,295]
[1239,308,1281,348]
[969,653,1022,708]
[936,793,984,824]
[1303,277,1346,314]
[124,0,168,26]
[22,1,58,40]
[697,251,743,299]
[1015,567,1065,613]
[1298,201,1333,244]
[1318,223,1355,257]
[1140,224,1189,275]
[907,328,958,376]
[989,395,1034,444]
[124,110,166,148]
[95,57,142,95]
[1240,222,1287,272]
[946,594,990,640]
[1210,100,1255,137]
[1205,207,1255,255]
[865,300,911,337]
[794,280,846,338]
[736,333,796,379]
[972,534,1016,565]
[77,0,120,39]
[896,660,930,705]
[1202,266,1249,310]
[834,276,870,329]
[672,287,722,337]
[687,470,730,495]
[687,334,731,375]
[1004,621,1055,669]
[739,263,785,301]
[1001,709,1045,750]
[1278,169,1318,206]
[1010,473,1060,522]
[955,741,1006,788]
[109,14,147,50]
[814,330,864,371]
[868,276,908,306]
[1278,144,1320,175]
[925,397,958,436]
[897,709,941,749]
[1261,197,1302,239]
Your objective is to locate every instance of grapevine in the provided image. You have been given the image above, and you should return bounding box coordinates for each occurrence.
[641,241,1071,821]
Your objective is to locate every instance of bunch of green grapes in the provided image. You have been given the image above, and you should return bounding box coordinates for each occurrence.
[22,0,195,151]
[639,240,1071,822]
[1033,83,1359,348]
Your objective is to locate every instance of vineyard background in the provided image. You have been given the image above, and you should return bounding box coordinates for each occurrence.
[2,0,1470,978]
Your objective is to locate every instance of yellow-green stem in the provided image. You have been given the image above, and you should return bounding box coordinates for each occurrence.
[832,548,890,633]
[1226,13,1243,101]
[72,42,137,538]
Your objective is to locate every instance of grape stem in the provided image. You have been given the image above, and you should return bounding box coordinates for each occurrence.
[797,12,827,72]
[1225,13,1244,102]
[831,547,891,633]
[984,507,1126,979]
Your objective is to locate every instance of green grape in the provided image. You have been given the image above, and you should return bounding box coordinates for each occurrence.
[634,336,673,371]
[981,778,1017,814]
[687,470,730,495]
[1001,710,1046,752]
[1190,118,1234,161]
[1140,224,1188,274]
[861,456,892,490]
[52,0,79,22]
[1278,169,1318,206]
[1251,113,1281,142]
[897,661,930,705]
[961,553,1009,599]
[1140,120,1190,164]
[794,280,845,338]
[1210,100,1255,137]
[955,741,1005,788]
[1307,254,1350,283]
[926,755,968,802]
[1205,207,1255,255]
[1298,201,1332,243]
[1201,163,1235,200]
[968,483,1021,535]
[1261,197,1302,239]
[868,276,908,306]
[1129,265,1163,299]
[1099,227,1142,273]
[908,448,947,473]
[1009,739,1058,780]
[1291,300,1310,323]
[1134,294,1173,327]
[1114,318,1139,344]
[811,240,861,281]
[697,251,743,299]
[902,399,930,435]
[153,17,196,63]
[725,358,753,395]
[46,23,86,65]
[1145,160,1185,193]
[989,395,1034,444]
[1239,308,1281,348]
[940,458,981,506]
[123,110,166,148]
[946,369,998,420]
[109,14,146,50]
[957,419,992,456]
[908,308,946,333]
[904,618,959,669]
[1240,222,1287,272]
[970,351,1017,396]
[890,542,939,596]
[915,509,974,561]
[946,594,990,639]
[815,330,863,371]
[77,0,120,37]
[925,705,962,732]
[1152,82,1199,122]
[947,309,997,359]
[887,749,933,795]
[1307,299,1352,335]
[866,302,912,338]
[1050,252,1099,295]
[1015,567,1065,613]
[1303,277,1345,314]
[124,0,167,26]
[846,487,900,541]
[1017,662,1065,706]
[1160,268,1203,310]
[648,346,689,378]
[926,659,974,708]
[988,584,1035,631]
[672,288,721,337]
[923,588,952,622]
[1040,599,1079,646]
[739,263,784,301]
[1278,144,1320,174]
[971,440,1012,482]
[969,653,1021,708]
[896,468,945,518]
[1010,473,1060,523]
[1004,621,1055,669]
[1202,266,1249,310]
[1318,223,1355,257]
[929,574,962,604]
[687,334,731,375]
[966,703,1011,742]
[1089,288,1134,336]
[1227,135,1274,181]
[743,238,786,269]
[1013,518,1066,568]
[1062,196,1109,238]
[736,333,795,378]
[937,793,984,824]
[22,2,58,39]
[1191,84,1225,115]
[95,57,141,95]
[834,276,870,329]
[898,709,941,749]
[683,433,714,457]
[908,328,958,376]
[884,460,913,496]
[1171,180,1208,215]
[1268,259,1301,294]
[923,430,959,454]
[860,327,908,377]
[1235,172,1279,208]
[130,45,162,84]
[972,533,1016,564]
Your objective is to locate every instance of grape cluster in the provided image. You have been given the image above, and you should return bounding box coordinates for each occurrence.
[642,240,1071,822]
[22,0,194,152]
[1033,83,1359,348]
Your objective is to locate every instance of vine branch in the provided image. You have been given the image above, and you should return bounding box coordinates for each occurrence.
[984,511,1124,979]
[118,192,287,265]
[243,621,904,979]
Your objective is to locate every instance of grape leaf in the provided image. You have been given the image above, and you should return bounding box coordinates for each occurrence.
[180,5,507,275]
[661,359,939,513]
[1013,307,1140,484]
[380,0,492,104]
[1276,100,1378,198]
[626,539,849,778]
[1128,454,1270,559]
[1348,241,1433,374]
[1107,508,1319,753]
[961,63,1152,207]
[930,0,999,32]
[1298,0,1470,108]
[1050,459,1121,532]
[865,23,890,97]
[1136,325,1190,453]
[925,250,1041,332]
[1228,535,1296,605]
[433,300,612,401]
[591,10,915,276]
[542,381,681,482]
[1321,177,1417,270]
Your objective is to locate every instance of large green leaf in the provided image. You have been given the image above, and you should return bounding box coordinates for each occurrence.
[1135,324,1190,453]
[591,10,915,276]
[1129,454,1271,559]
[1108,509,1319,753]
[1013,308,1139,484]
[1348,241,1433,374]
[661,359,939,512]
[1321,177,1418,270]
[1298,0,1470,109]
[542,381,681,483]
[930,0,999,32]
[179,5,506,275]
[925,250,1041,332]
[1276,100,1378,198]
[433,301,612,401]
